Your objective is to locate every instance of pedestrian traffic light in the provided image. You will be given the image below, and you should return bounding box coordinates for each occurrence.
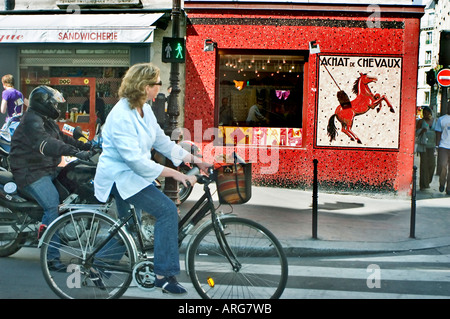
[426,69,436,86]
[162,37,185,63]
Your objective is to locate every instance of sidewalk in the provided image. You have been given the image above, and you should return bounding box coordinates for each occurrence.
[182,155,450,256]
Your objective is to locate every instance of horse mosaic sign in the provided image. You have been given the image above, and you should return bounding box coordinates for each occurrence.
[316,55,402,150]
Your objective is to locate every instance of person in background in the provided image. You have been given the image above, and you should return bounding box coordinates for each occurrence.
[94,62,210,294]
[1,74,28,123]
[81,94,106,125]
[435,106,450,195]
[246,97,268,126]
[219,97,237,126]
[415,107,436,190]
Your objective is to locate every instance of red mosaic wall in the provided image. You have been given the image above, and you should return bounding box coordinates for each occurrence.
[184,8,422,194]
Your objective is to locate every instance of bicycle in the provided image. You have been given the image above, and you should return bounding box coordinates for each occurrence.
[39,163,288,299]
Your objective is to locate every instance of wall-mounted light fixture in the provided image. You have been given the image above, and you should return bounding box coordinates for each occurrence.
[309,40,320,55]
[204,39,217,52]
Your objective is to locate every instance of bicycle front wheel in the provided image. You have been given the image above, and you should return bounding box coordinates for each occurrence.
[40,211,136,299]
[188,217,288,299]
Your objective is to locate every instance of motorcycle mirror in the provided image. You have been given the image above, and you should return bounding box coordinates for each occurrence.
[73,126,84,140]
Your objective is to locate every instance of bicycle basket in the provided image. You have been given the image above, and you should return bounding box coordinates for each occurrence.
[215,160,252,205]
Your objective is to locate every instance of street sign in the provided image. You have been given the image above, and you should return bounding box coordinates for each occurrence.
[162,37,185,63]
[437,68,450,87]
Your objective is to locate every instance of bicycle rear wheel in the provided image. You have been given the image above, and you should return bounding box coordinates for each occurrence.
[40,211,136,299]
[187,217,288,299]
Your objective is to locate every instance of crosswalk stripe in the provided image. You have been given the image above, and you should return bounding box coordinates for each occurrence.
[279,288,450,299]
[330,254,450,263]
[287,265,450,282]
[123,254,450,299]
[124,283,201,299]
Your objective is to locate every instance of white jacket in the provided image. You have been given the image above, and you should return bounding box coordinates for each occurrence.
[94,98,189,202]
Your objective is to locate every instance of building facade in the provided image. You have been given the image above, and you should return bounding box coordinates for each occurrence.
[1,0,427,195]
[416,0,450,118]
[184,1,424,194]
[0,0,184,135]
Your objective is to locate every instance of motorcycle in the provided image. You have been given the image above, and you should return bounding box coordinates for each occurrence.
[0,127,109,257]
[0,123,201,257]
[0,113,22,171]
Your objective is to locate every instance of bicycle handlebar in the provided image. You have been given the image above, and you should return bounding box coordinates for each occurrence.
[185,166,215,186]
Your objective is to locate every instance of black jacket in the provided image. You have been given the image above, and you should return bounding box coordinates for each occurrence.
[10,109,89,188]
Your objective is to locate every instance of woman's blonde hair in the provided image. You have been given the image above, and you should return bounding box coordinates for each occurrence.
[118,63,160,109]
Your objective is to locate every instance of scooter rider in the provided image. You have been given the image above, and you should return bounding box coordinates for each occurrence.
[9,85,92,255]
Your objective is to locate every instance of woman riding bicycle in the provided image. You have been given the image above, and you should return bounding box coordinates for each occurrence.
[93,62,210,295]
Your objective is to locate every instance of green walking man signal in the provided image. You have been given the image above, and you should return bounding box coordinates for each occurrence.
[162,37,185,63]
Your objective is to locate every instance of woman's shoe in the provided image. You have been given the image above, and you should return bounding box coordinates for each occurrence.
[155,276,187,295]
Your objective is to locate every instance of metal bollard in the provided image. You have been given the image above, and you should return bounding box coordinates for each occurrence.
[312,159,318,239]
[410,165,417,238]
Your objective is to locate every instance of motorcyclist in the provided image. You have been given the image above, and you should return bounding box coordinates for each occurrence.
[9,85,91,270]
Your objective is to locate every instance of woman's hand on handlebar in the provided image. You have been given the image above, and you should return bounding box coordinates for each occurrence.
[162,167,197,188]
[175,171,197,188]
[184,153,212,176]
[183,174,198,188]
[196,160,213,175]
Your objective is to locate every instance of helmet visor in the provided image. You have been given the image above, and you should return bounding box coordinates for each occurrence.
[47,87,66,103]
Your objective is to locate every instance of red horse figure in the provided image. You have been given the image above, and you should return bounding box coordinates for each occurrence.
[327,73,395,144]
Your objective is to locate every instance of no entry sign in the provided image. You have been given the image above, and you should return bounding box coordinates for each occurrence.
[437,68,450,87]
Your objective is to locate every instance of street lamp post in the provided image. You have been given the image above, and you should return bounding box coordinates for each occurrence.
[164,0,182,205]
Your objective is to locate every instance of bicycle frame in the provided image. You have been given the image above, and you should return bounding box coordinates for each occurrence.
[178,181,215,243]
[47,172,243,280]
[180,176,243,276]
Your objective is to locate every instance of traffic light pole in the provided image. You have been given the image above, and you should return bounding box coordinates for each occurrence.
[164,0,182,205]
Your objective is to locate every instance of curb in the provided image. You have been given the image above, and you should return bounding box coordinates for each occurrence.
[280,236,450,257]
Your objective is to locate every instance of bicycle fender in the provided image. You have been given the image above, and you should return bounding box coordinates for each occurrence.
[38,209,138,262]
[39,208,100,248]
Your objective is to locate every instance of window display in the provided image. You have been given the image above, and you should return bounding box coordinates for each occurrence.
[218,50,305,147]
[20,66,127,135]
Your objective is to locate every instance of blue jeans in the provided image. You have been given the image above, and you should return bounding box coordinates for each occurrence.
[110,183,180,277]
[23,174,60,226]
[23,174,60,260]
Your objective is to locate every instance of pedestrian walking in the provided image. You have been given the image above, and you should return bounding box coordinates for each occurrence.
[416,107,436,190]
[435,107,450,195]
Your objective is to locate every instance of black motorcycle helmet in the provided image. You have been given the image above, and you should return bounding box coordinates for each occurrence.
[28,85,65,120]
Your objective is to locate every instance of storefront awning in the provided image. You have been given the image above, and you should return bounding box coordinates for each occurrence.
[0,13,164,43]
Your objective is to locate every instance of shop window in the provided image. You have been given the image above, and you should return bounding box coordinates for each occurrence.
[424,91,430,105]
[218,50,305,147]
[425,32,432,45]
[20,66,127,121]
[425,51,432,65]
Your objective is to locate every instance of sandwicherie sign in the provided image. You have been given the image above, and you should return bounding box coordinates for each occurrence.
[0,13,163,43]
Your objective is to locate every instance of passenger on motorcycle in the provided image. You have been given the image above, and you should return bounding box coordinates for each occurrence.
[9,85,92,269]
[94,62,210,294]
